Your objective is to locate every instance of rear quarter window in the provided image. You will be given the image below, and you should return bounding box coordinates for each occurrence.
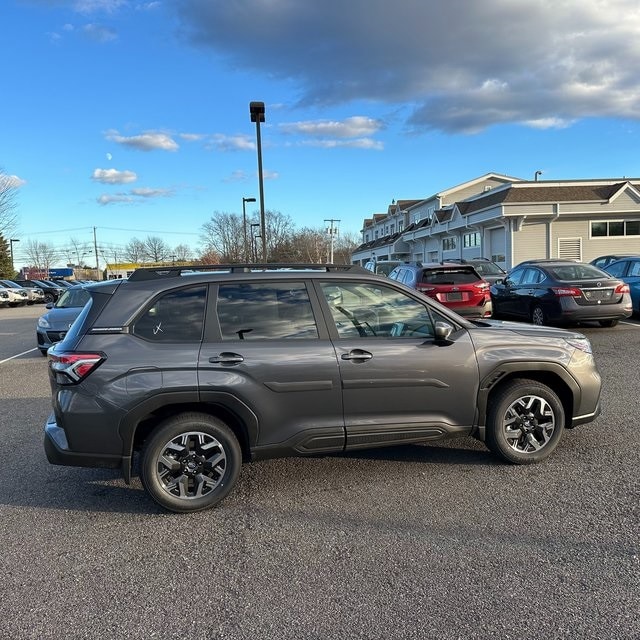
[133,286,207,342]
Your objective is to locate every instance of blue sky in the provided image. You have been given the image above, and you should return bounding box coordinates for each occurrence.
[3,0,640,270]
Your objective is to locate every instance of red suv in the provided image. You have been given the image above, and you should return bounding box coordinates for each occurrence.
[389,262,492,318]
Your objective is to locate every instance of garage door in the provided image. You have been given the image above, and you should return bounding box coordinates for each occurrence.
[488,228,506,267]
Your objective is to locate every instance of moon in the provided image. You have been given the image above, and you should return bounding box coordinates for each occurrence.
[106,153,113,161]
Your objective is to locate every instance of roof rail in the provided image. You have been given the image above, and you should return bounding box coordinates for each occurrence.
[128,263,369,282]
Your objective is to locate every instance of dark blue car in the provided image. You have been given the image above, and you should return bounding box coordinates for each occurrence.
[603,257,640,315]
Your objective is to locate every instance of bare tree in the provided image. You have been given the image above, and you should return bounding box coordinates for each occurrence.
[0,169,20,239]
[333,230,359,264]
[66,237,91,266]
[173,243,193,263]
[143,236,171,263]
[201,211,244,262]
[288,228,326,263]
[123,237,146,263]
[24,238,58,277]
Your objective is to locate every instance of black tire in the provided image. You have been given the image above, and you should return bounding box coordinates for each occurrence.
[530,304,546,326]
[44,293,54,303]
[598,319,618,328]
[140,412,242,513]
[486,379,565,464]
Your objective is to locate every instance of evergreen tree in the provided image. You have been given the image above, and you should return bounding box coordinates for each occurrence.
[0,234,14,278]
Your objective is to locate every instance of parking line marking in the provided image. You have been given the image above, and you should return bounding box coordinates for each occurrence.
[620,321,640,328]
[0,347,39,364]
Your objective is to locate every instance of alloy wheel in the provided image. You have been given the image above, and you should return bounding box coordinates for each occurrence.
[502,394,556,453]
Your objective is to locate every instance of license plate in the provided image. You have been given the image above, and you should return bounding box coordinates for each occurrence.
[584,289,613,301]
[447,292,463,301]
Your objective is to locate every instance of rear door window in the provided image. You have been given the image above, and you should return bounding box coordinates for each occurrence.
[216,282,319,340]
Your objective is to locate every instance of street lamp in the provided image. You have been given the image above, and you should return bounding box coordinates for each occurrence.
[9,238,19,274]
[242,196,256,262]
[249,101,267,262]
[250,223,260,263]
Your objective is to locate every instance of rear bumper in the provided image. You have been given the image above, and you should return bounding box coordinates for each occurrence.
[44,413,122,470]
[557,296,632,322]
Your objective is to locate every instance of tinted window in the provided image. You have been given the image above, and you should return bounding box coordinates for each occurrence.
[630,261,640,277]
[547,264,611,281]
[320,281,435,339]
[521,268,544,285]
[421,268,479,285]
[605,261,627,277]
[55,288,91,308]
[506,269,525,285]
[217,282,318,340]
[133,286,206,342]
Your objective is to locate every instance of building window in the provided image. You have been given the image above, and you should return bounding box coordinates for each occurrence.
[463,232,481,248]
[591,220,640,237]
[442,237,457,251]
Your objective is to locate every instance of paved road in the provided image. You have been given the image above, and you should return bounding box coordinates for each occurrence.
[0,306,638,639]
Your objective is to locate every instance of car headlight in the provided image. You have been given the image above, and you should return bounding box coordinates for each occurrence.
[38,317,51,329]
[565,336,592,354]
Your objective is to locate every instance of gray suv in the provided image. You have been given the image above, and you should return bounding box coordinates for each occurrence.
[44,264,602,513]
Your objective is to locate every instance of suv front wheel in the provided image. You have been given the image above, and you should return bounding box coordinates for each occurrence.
[140,413,242,513]
[486,379,565,464]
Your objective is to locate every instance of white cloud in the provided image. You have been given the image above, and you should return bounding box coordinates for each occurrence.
[0,174,27,188]
[130,187,174,197]
[222,170,250,183]
[74,0,127,14]
[91,168,137,184]
[82,23,117,42]
[300,138,384,150]
[173,0,640,133]
[105,130,180,151]
[280,116,384,138]
[97,193,133,205]
[209,134,255,151]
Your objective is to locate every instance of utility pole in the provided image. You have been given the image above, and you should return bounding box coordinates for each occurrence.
[324,219,340,263]
[93,227,100,280]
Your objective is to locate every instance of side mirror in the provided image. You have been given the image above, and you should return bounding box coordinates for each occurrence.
[434,321,454,342]
[45,302,54,309]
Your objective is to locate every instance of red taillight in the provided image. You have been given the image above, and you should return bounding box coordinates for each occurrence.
[49,352,104,384]
[615,283,630,294]
[474,281,490,291]
[551,286,582,297]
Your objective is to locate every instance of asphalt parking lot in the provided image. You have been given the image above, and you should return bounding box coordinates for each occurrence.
[0,305,638,639]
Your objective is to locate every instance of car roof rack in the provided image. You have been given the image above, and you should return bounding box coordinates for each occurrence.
[128,263,369,281]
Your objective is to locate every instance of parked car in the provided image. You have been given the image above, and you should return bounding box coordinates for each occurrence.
[1,279,45,305]
[603,257,640,315]
[363,259,403,277]
[445,258,507,285]
[14,279,65,303]
[590,253,640,270]
[0,289,10,307]
[36,285,90,355]
[388,262,492,318]
[0,281,29,306]
[491,260,632,326]
[44,263,602,512]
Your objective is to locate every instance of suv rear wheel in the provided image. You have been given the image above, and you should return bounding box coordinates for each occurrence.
[140,413,242,513]
[486,379,564,464]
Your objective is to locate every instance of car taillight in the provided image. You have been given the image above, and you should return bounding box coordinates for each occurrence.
[615,283,630,294]
[49,352,105,384]
[474,281,490,291]
[418,285,436,292]
[551,287,582,297]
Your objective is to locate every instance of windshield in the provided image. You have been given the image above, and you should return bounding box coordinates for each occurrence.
[472,262,505,276]
[55,288,91,308]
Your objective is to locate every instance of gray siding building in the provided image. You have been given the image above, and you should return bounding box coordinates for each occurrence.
[352,174,640,269]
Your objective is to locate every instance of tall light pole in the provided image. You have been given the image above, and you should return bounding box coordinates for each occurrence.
[242,196,256,262]
[9,238,20,274]
[249,101,267,262]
